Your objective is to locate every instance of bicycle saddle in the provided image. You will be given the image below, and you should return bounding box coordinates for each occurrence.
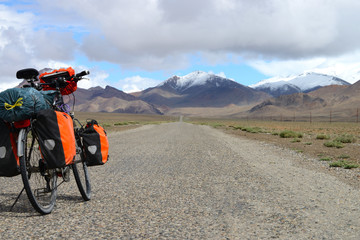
[16,68,39,79]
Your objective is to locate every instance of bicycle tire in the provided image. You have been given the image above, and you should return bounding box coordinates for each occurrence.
[19,128,58,215]
[72,136,91,201]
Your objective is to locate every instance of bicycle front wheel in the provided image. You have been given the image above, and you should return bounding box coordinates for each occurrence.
[72,137,91,201]
[19,128,58,215]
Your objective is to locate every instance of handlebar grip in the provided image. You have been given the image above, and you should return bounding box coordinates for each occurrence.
[76,70,90,78]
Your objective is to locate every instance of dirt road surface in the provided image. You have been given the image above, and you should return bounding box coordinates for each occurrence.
[1,122,360,239]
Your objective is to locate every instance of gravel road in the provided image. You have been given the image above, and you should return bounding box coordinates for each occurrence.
[1,122,360,239]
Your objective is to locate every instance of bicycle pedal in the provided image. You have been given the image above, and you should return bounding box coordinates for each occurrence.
[34,188,51,197]
[62,167,71,182]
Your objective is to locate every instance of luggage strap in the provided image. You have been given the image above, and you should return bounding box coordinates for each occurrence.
[4,98,24,110]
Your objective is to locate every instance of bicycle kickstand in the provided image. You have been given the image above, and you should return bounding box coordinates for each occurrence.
[10,187,25,212]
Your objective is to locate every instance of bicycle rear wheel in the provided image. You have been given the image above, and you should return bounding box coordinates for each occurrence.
[19,128,58,215]
[72,137,91,201]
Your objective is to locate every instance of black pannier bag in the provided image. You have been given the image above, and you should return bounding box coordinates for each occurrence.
[0,120,20,177]
[0,88,54,123]
[82,120,109,166]
[34,109,76,169]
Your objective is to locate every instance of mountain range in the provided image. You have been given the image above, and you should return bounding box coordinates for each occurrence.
[55,71,360,119]
[250,72,350,97]
[247,82,360,121]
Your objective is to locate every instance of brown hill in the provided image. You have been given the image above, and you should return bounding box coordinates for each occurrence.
[72,86,162,114]
[307,80,360,107]
[250,93,326,113]
[75,96,161,114]
[249,81,360,121]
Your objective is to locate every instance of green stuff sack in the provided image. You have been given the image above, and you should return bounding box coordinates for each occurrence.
[0,120,20,177]
[0,88,53,122]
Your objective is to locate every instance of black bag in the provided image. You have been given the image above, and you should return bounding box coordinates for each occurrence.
[0,120,20,177]
[35,109,76,169]
[82,120,109,166]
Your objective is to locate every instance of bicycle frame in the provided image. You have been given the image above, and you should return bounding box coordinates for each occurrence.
[12,67,91,214]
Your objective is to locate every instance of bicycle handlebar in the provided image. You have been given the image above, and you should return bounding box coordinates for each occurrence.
[17,68,90,93]
[41,70,90,83]
[38,70,90,89]
[76,70,90,79]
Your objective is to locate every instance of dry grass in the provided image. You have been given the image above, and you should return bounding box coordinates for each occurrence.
[188,117,360,137]
[188,117,360,169]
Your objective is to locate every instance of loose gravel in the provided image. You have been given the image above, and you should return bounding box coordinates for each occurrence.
[1,122,360,239]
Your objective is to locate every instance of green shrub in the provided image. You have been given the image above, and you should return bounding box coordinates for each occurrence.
[241,127,262,133]
[334,135,356,143]
[329,160,359,169]
[211,123,224,128]
[241,127,249,132]
[248,127,262,133]
[128,121,140,125]
[338,154,350,159]
[114,122,129,126]
[343,163,359,169]
[304,142,312,145]
[330,161,345,167]
[319,157,332,161]
[280,130,303,138]
[316,134,330,140]
[324,141,344,148]
[291,138,301,143]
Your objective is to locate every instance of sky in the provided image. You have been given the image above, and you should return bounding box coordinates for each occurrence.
[1,0,360,92]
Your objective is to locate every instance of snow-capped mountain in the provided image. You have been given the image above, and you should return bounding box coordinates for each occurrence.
[251,72,350,97]
[140,71,270,108]
[157,71,239,92]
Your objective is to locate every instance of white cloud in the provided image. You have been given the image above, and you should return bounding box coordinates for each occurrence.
[30,30,78,61]
[26,0,360,71]
[248,51,360,84]
[216,72,227,79]
[208,71,227,79]
[0,5,34,87]
[117,76,161,93]
[248,58,327,77]
[0,4,79,90]
[0,82,21,92]
[2,0,360,90]
[77,70,110,89]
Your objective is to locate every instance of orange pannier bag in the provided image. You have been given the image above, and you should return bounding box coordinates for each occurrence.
[39,67,77,95]
[81,120,109,166]
[34,109,76,169]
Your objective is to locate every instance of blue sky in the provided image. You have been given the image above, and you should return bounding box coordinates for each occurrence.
[1,0,360,92]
